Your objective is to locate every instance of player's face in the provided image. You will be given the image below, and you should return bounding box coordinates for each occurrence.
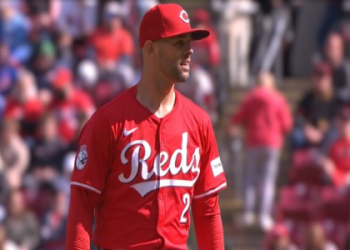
[156,34,193,83]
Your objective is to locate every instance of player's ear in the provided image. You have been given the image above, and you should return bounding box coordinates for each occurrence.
[143,40,156,57]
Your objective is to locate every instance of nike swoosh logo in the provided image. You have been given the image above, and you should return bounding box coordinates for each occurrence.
[124,127,138,136]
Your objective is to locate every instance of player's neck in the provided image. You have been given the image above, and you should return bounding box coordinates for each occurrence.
[136,78,176,118]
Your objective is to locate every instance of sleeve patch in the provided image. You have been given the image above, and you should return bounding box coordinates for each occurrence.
[210,157,223,177]
[76,145,88,170]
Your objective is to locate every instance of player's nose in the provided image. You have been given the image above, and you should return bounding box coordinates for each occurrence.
[184,44,193,57]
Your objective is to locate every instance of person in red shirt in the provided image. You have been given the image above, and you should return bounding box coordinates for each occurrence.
[4,69,44,137]
[229,72,292,231]
[89,1,135,72]
[191,9,221,69]
[323,105,350,187]
[49,68,95,144]
[66,3,227,250]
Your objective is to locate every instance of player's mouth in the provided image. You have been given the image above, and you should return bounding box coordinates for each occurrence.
[180,60,190,71]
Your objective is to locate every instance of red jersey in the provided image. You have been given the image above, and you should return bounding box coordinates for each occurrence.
[50,90,95,143]
[231,87,292,149]
[70,86,227,249]
[4,98,43,122]
[329,138,350,187]
[89,27,135,64]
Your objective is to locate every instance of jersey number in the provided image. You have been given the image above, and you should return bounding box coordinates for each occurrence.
[180,193,190,223]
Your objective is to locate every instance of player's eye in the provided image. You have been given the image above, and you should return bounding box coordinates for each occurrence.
[175,40,184,47]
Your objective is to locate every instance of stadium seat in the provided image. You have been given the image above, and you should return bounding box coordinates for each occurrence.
[289,164,324,187]
[276,185,321,245]
[320,187,350,223]
[289,149,325,187]
[322,220,348,250]
[317,187,350,250]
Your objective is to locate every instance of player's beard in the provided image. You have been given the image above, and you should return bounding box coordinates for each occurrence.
[172,63,189,83]
[159,57,190,83]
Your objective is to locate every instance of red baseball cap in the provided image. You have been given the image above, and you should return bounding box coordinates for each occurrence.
[53,68,72,89]
[139,3,210,48]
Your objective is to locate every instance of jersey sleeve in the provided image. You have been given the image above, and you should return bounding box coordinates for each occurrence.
[71,112,114,194]
[193,116,227,199]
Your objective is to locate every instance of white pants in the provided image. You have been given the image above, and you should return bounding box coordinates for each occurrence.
[243,147,280,218]
[219,14,252,87]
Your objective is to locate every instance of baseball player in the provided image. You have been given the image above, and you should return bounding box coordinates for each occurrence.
[66,3,227,250]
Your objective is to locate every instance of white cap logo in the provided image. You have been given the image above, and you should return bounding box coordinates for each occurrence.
[76,145,88,170]
[179,10,190,24]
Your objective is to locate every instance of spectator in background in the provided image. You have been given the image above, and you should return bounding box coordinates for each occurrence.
[55,151,75,199]
[0,145,9,221]
[0,119,29,189]
[0,172,9,220]
[24,0,52,16]
[71,37,92,75]
[28,5,55,44]
[264,223,298,250]
[291,62,339,154]
[40,189,67,250]
[213,0,257,86]
[322,32,350,100]
[0,95,4,123]
[49,68,94,144]
[89,1,134,73]
[91,71,127,109]
[191,9,221,70]
[123,0,158,37]
[229,72,292,231]
[55,31,74,69]
[0,224,18,250]
[4,189,40,250]
[55,0,98,39]
[29,40,57,89]
[0,0,31,64]
[321,104,350,187]
[76,59,99,90]
[251,0,291,82]
[4,69,43,138]
[0,42,18,96]
[176,63,218,124]
[318,0,344,50]
[301,223,338,250]
[30,113,67,182]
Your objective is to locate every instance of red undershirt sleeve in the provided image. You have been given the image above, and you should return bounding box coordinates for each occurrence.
[66,186,100,250]
[192,193,225,250]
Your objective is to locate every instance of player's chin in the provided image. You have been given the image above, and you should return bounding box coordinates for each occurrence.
[176,73,189,82]
[177,69,190,82]
[172,66,190,82]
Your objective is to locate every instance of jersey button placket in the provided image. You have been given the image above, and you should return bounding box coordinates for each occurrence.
[157,123,165,235]
[160,125,166,148]
[157,192,165,235]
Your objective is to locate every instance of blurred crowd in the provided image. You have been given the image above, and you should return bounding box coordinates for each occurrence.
[227,0,350,250]
[3,0,350,249]
[0,0,223,249]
